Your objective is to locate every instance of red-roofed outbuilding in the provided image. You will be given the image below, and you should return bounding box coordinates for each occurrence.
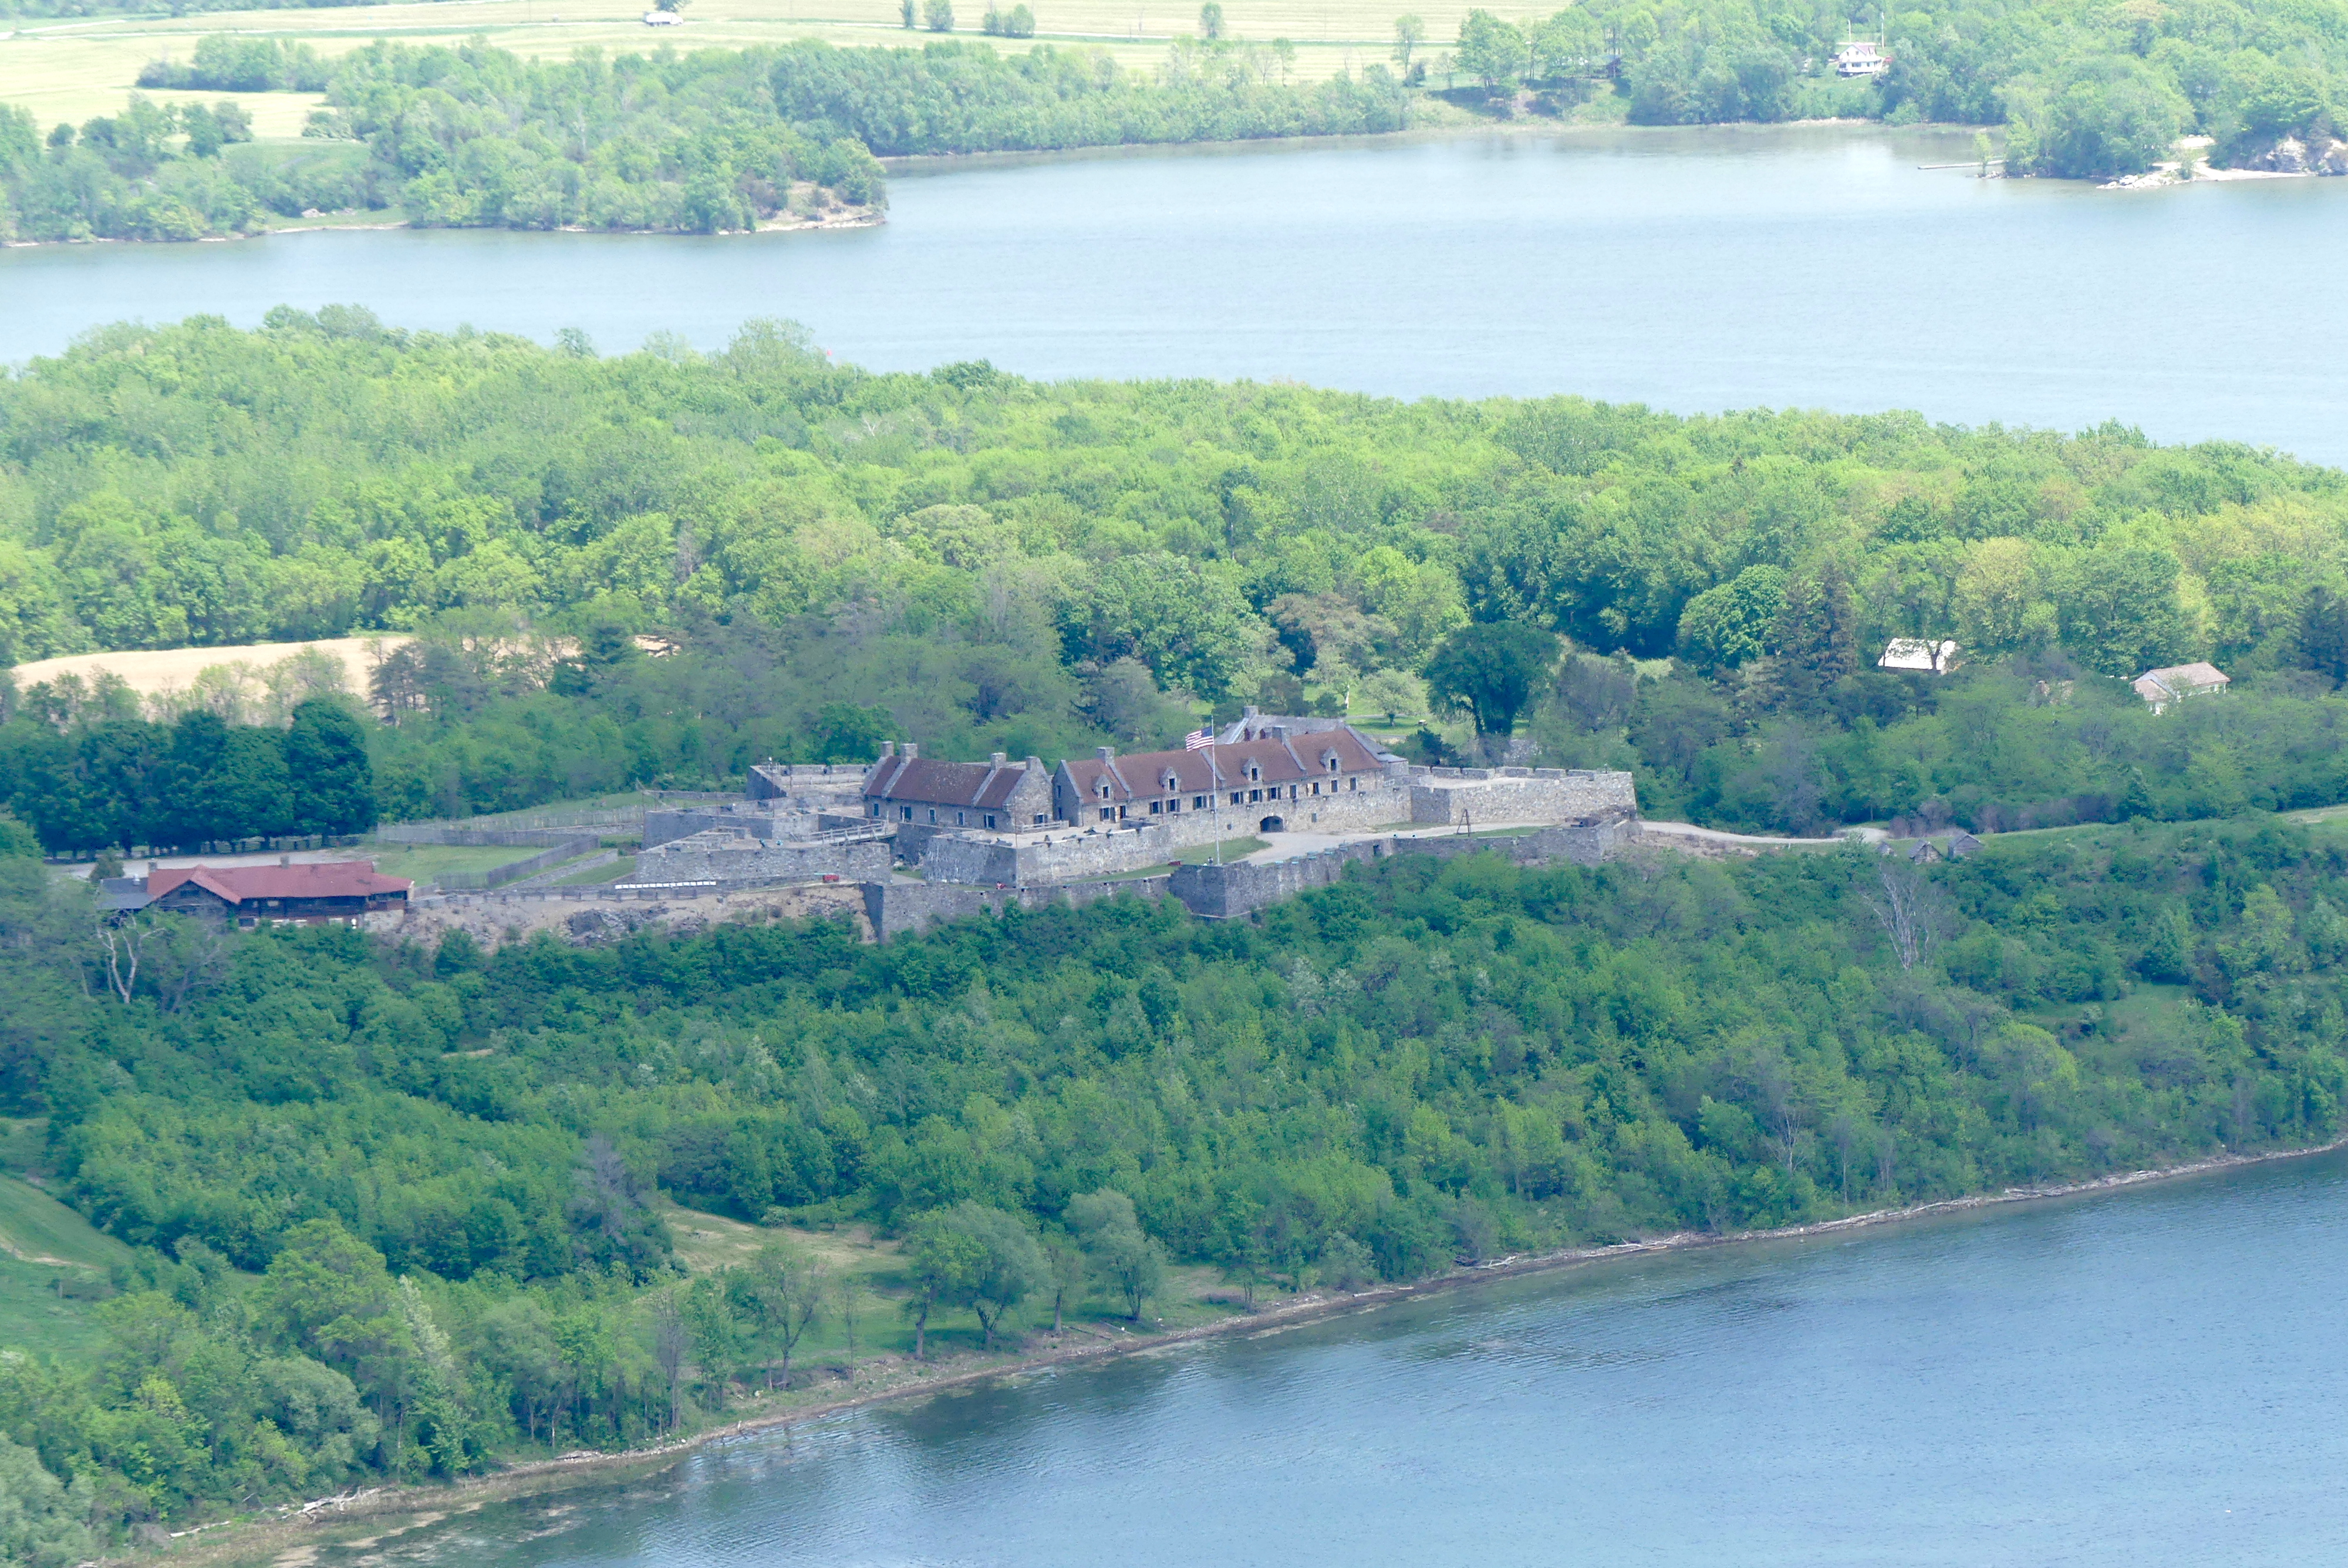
[144,861,412,925]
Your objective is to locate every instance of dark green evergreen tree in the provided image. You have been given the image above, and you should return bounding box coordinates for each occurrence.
[2298,584,2348,687]
[1772,565,1859,711]
[285,700,377,837]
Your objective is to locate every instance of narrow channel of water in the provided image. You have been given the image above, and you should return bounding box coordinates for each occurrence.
[338,1150,2348,1567]
[7,126,2348,461]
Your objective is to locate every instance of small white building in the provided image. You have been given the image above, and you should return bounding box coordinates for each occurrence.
[1879,638,1960,674]
[2133,662,2229,713]
[1832,40,1888,76]
[643,8,681,23]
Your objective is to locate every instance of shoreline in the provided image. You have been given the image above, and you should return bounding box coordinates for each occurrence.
[167,1130,2348,1567]
[882,114,1980,175]
[0,208,883,253]
[3,119,1986,254]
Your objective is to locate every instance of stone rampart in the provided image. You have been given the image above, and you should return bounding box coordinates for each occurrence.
[1394,817,1632,870]
[920,823,1179,886]
[378,824,593,849]
[862,874,1172,941]
[916,777,1417,888]
[1169,816,1634,920]
[644,805,824,849]
[1407,767,1637,826]
[1169,842,1388,918]
[747,761,872,806]
[624,832,890,887]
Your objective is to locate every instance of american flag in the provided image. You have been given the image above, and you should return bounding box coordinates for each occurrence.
[1184,728,1215,751]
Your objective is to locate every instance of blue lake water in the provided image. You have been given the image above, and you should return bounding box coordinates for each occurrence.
[340,1148,2348,1567]
[7,126,2348,461]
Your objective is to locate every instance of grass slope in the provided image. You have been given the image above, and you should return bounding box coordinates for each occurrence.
[0,1172,131,1269]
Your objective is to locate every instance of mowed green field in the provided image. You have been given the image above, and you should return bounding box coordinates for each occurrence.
[0,1128,131,1357]
[0,1172,131,1270]
[1,0,1530,134]
[0,1252,111,1356]
[355,840,548,888]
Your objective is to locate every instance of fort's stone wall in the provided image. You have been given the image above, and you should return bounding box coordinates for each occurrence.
[645,804,832,849]
[861,874,1173,941]
[747,761,872,806]
[1131,773,1411,843]
[1406,767,1638,826]
[1169,842,1387,918]
[913,775,1418,887]
[920,823,1179,885]
[1167,817,1634,920]
[624,832,891,887]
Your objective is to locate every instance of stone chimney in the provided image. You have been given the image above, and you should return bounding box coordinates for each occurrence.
[879,741,895,759]
[1025,755,1044,772]
[903,742,919,759]
[1096,746,1114,761]
[990,752,1007,768]
[279,854,292,866]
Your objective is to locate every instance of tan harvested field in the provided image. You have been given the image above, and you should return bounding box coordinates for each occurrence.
[1,0,1546,131]
[11,635,410,701]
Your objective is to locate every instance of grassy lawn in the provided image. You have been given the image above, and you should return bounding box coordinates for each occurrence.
[0,1252,111,1359]
[0,1173,132,1270]
[1168,835,1270,864]
[2,0,1548,138]
[0,1122,127,1358]
[356,840,545,886]
[548,854,636,887]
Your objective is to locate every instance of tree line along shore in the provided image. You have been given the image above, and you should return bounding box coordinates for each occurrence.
[6,0,2347,242]
[0,796,2342,1556]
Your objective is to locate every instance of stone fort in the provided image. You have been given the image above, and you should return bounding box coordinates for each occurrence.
[625,708,1637,894]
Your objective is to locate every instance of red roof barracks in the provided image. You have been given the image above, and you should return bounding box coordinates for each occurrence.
[142,861,413,925]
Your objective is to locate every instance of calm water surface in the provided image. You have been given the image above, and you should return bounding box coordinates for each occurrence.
[348,1150,2348,1567]
[7,126,2348,459]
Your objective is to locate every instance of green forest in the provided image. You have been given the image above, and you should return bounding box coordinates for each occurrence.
[0,33,1404,242]
[2,0,2342,234]
[1452,0,2346,175]
[0,788,2339,1542]
[6,314,2348,844]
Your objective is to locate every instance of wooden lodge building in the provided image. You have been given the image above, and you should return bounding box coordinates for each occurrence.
[140,861,414,925]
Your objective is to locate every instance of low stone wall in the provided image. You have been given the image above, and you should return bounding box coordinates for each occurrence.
[1169,816,1634,920]
[921,824,1178,886]
[438,834,603,891]
[625,833,890,886]
[643,806,804,849]
[1408,767,1638,826]
[861,874,1173,941]
[1395,817,1632,870]
[503,847,621,891]
[379,824,593,849]
[1170,842,1388,918]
